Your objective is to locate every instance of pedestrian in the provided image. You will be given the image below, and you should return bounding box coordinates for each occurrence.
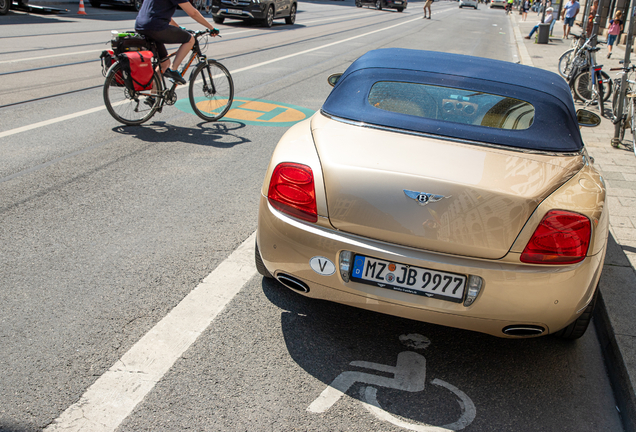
[524,6,553,38]
[522,0,529,20]
[423,0,432,19]
[135,0,218,85]
[607,10,624,58]
[561,0,580,39]
[586,0,598,36]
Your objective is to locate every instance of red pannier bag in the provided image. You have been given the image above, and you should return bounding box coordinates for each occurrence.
[118,50,155,91]
[100,49,125,86]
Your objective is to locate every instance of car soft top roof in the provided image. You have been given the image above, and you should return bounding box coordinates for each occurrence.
[321,48,583,153]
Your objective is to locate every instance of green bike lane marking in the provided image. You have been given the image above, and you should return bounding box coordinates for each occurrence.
[175,97,316,127]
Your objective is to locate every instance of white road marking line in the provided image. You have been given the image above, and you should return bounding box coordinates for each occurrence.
[0,15,424,140]
[0,13,376,65]
[0,49,106,64]
[44,232,258,432]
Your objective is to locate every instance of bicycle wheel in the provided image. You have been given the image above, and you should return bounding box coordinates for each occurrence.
[103,62,161,126]
[558,48,575,78]
[573,71,611,103]
[573,71,594,102]
[189,60,234,122]
[600,71,612,102]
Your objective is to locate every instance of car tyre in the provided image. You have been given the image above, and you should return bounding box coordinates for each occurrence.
[355,0,361,5]
[133,0,142,11]
[263,5,274,27]
[396,6,403,11]
[375,0,382,9]
[90,0,101,6]
[255,241,273,279]
[553,288,598,340]
[285,3,296,24]
[0,0,9,14]
[213,15,225,23]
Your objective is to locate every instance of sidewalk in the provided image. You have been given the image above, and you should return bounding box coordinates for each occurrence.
[511,13,636,432]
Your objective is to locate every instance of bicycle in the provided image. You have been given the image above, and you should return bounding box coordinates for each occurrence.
[557,32,586,78]
[103,29,234,126]
[567,37,612,116]
[611,63,636,153]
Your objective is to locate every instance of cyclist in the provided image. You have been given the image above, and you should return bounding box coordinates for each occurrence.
[135,0,219,85]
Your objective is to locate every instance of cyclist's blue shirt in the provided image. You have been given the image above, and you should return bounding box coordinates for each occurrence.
[135,0,188,31]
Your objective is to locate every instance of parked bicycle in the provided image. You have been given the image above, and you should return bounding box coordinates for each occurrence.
[563,34,612,116]
[558,32,586,78]
[611,62,636,154]
[103,29,234,126]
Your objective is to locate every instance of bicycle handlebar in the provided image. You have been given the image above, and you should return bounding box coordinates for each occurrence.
[188,28,221,38]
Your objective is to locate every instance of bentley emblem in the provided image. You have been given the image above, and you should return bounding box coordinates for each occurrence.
[404,189,450,206]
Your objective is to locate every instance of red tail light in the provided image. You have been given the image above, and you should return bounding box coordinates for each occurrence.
[268,162,317,223]
[520,210,591,264]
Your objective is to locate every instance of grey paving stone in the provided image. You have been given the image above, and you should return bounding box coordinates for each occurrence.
[611,216,635,228]
[605,172,628,181]
[619,197,636,207]
[607,188,636,198]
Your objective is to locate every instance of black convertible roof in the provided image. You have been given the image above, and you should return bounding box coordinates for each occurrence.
[321,49,584,152]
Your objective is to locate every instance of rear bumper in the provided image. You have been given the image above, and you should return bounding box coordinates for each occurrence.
[257,195,605,338]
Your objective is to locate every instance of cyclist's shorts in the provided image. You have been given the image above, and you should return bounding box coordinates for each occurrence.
[137,26,191,62]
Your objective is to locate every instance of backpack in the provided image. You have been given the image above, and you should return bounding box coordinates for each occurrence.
[117,50,155,91]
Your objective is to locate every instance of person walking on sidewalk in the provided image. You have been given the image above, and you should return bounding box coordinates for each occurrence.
[561,0,580,39]
[525,7,553,38]
[423,0,432,19]
[522,0,529,20]
[134,0,218,85]
[586,0,598,37]
[607,10,624,58]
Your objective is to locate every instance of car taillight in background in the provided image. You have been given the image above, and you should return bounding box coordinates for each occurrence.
[268,162,318,223]
[520,210,591,264]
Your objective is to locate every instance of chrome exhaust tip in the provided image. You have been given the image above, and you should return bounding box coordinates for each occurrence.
[502,325,545,337]
[277,274,310,293]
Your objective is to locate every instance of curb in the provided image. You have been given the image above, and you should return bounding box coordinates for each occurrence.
[595,290,636,432]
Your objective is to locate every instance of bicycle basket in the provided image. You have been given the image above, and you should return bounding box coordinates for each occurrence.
[111,32,149,55]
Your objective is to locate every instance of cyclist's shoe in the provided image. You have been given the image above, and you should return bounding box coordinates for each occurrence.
[144,96,157,108]
[165,68,186,85]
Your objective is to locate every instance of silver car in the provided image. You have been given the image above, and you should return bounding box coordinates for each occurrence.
[459,0,478,8]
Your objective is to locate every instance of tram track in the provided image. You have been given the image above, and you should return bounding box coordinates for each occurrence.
[0,6,453,109]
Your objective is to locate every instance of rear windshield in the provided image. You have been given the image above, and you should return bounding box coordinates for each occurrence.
[368,81,535,130]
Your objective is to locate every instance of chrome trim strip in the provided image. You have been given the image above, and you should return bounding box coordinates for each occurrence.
[319,111,583,157]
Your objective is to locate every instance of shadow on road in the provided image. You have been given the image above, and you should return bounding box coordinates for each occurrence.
[112,120,251,148]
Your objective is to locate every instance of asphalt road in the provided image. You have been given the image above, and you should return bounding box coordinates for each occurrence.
[0,2,625,431]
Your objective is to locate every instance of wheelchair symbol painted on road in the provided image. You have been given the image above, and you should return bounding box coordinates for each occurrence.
[307,335,476,431]
[176,97,315,127]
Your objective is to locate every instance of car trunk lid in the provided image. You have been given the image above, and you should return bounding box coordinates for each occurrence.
[311,114,584,259]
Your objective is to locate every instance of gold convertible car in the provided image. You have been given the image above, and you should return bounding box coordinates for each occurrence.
[256,49,607,339]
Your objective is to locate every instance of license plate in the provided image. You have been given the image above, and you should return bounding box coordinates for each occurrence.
[226,8,242,14]
[351,255,466,303]
[395,1,402,4]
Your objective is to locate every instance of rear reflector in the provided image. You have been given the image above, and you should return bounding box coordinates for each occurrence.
[268,162,318,223]
[520,210,591,264]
